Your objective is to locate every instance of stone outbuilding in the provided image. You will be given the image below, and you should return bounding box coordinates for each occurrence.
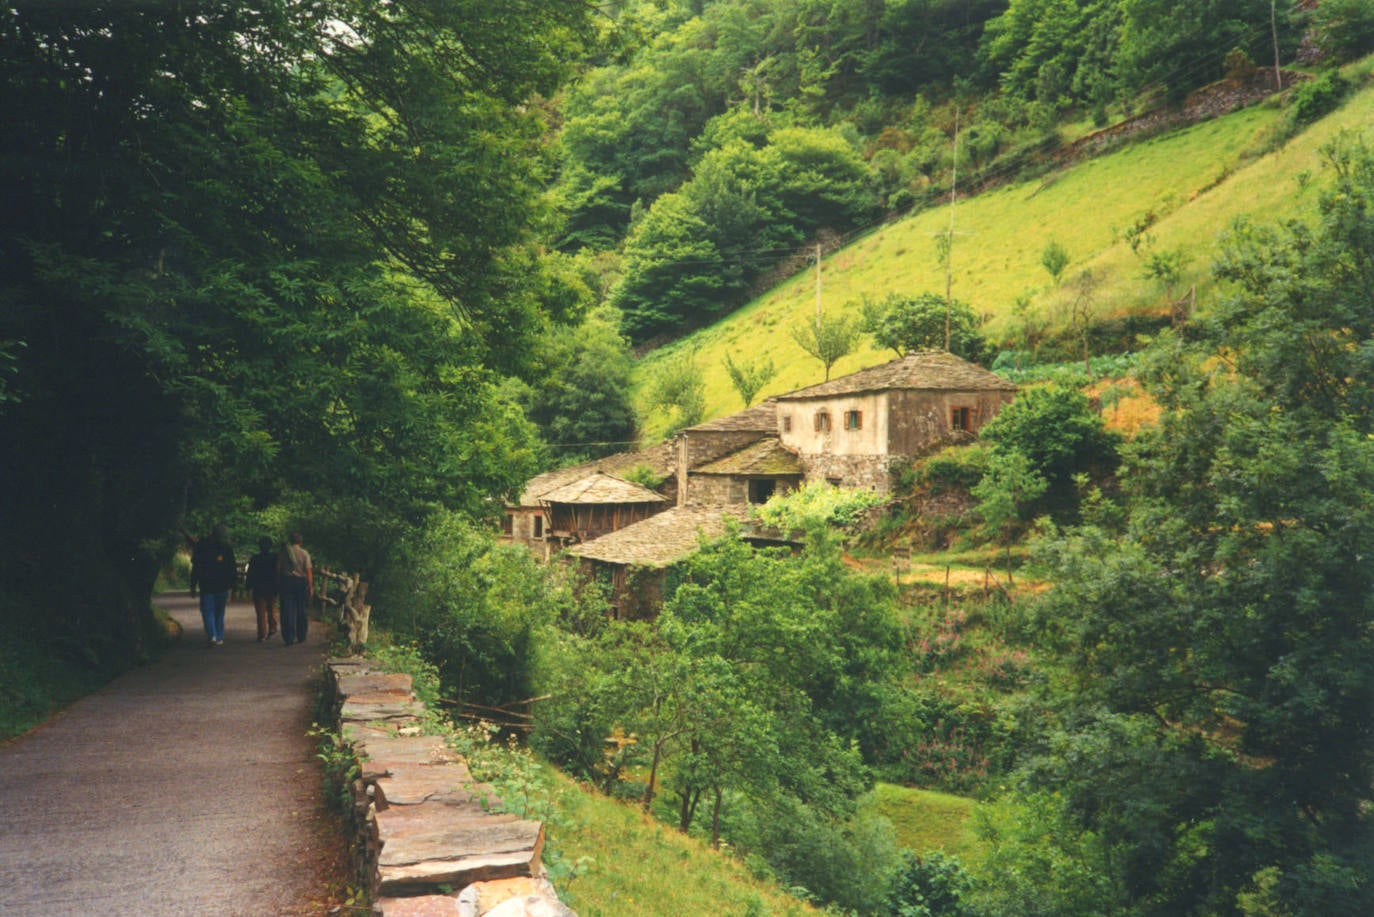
[564,506,776,619]
[540,472,669,552]
[501,442,676,558]
[774,350,1017,492]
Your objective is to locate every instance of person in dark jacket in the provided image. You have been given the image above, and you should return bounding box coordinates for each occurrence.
[190,523,236,647]
[245,536,279,642]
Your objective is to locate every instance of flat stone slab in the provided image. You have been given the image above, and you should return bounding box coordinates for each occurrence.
[357,734,459,781]
[373,762,480,808]
[341,698,426,722]
[376,895,463,916]
[376,803,544,894]
[342,721,399,746]
[338,671,414,700]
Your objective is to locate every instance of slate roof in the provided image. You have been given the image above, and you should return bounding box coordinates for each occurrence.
[692,439,804,477]
[564,505,753,568]
[513,443,677,507]
[540,472,668,506]
[776,351,1016,401]
[683,400,778,433]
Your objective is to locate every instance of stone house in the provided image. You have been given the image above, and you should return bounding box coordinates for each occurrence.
[676,401,805,507]
[505,350,1015,575]
[774,350,1017,492]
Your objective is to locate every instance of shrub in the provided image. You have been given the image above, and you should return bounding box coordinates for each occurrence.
[1288,72,1351,127]
[978,383,1120,484]
[884,850,976,917]
[752,480,887,534]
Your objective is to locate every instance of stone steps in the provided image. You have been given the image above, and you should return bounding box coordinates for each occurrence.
[326,659,574,917]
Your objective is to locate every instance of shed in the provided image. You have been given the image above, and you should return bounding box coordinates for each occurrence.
[541,472,669,547]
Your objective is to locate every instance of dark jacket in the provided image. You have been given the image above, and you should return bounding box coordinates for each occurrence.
[245,550,278,597]
[191,538,237,594]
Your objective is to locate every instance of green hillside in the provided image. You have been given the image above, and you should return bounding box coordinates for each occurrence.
[633,64,1374,441]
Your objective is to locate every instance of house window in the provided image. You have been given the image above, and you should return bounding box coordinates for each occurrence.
[749,479,776,504]
[781,415,792,433]
[501,513,514,536]
[814,410,832,432]
[534,515,544,539]
[844,409,863,431]
[951,406,973,432]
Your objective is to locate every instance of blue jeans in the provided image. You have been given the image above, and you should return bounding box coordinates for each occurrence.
[280,577,309,645]
[199,591,228,642]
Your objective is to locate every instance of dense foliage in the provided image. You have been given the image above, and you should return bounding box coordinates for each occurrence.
[550,0,1341,347]
[0,1,598,661]
[981,134,1374,915]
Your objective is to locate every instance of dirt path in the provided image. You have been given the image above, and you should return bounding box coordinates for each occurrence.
[0,593,350,916]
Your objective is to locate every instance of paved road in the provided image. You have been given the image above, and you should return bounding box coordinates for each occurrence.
[0,594,344,916]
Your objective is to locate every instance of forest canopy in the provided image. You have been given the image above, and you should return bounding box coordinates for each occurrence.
[0,0,600,658]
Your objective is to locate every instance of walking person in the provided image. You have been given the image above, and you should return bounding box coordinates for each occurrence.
[189,523,235,647]
[278,531,313,646]
[245,536,280,642]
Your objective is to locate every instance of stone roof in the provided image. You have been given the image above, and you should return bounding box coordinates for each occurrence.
[513,443,676,507]
[683,400,778,433]
[776,351,1016,401]
[691,439,804,477]
[564,505,753,568]
[540,472,668,506]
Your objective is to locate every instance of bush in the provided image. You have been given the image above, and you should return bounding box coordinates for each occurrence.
[1288,72,1351,128]
[751,481,887,534]
[884,850,976,917]
[918,444,991,493]
[371,510,589,710]
[978,384,1120,484]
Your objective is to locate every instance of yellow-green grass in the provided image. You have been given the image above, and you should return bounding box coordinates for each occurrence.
[634,73,1374,442]
[862,783,985,866]
[549,769,819,917]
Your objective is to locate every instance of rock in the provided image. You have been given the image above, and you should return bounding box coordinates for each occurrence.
[456,877,576,917]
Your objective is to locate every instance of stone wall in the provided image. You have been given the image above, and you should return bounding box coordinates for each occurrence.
[325,658,576,917]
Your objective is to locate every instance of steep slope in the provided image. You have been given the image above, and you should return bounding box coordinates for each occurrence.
[632,67,1374,442]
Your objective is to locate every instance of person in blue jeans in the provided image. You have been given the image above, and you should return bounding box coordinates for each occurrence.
[190,523,236,647]
[278,531,313,646]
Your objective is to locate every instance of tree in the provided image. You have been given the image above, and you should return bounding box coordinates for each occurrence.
[1306,0,1374,63]
[524,309,638,465]
[972,449,1047,583]
[722,351,777,407]
[859,292,990,362]
[0,0,597,660]
[990,134,1374,915]
[1040,239,1071,284]
[646,350,706,433]
[792,312,861,380]
[978,383,1119,485]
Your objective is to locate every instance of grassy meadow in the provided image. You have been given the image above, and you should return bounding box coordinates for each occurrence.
[548,767,820,917]
[633,68,1374,442]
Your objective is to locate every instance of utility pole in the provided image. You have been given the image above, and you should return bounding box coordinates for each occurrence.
[945,107,959,351]
[815,241,822,326]
[1271,1,1282,91]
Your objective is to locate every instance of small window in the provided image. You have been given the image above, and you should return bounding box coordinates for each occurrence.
[534,515,544,539]
[814,410,832,432]
[781,415,793,433]
[501,514,514,536]
[844,410,862,431]
[749,479,776,504]
[951,407,972,432]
